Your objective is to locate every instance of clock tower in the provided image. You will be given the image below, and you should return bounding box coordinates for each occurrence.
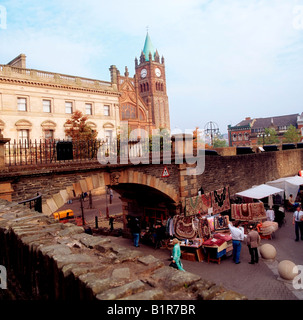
[135,32,170,130]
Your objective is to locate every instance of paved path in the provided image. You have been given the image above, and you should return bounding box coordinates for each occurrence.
[109,211,303,300]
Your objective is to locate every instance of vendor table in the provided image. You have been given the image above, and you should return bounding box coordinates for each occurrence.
[180,239,204,262]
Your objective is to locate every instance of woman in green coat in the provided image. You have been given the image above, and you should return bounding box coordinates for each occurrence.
[172,238,185,271]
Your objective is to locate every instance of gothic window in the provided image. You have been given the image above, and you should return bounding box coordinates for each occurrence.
[232,134,237,141]
[139,109,145,121]
[244,132,249,141]
[122,104,136,120]
[238,133,242,141]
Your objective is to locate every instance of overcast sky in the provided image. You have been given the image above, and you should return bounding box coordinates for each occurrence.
[1,0,303,134]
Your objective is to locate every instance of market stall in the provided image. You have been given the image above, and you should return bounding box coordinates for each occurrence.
[233,184,283,238]
[266,175,303,200]
[169,186,233,263]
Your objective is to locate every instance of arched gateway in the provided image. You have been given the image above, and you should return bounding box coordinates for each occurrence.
[42,169,179,231]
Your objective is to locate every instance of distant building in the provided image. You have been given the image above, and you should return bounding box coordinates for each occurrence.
[228,113,301,147]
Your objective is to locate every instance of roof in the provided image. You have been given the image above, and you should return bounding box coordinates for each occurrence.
[143,32,155,61]
[236,184,284,199]
[252,114,298,129]
[236,114,299,129]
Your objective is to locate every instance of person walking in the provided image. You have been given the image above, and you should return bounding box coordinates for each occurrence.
[293,206,303,241]
[246,224,261,264]
[228,221,245,264]
[171,238,185,271]
[131,217,141,247]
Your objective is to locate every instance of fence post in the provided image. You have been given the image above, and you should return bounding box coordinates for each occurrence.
[0,133,10,168]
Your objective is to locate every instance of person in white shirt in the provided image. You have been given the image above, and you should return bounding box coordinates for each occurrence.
[228,221,245,264]
[266,207,275,222]
[293,206,303,241]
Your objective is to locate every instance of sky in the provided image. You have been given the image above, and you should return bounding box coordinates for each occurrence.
[0,0,303,134]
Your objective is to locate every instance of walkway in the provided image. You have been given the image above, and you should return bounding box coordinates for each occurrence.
[109,211,303,300]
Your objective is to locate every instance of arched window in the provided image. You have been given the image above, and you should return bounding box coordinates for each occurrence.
[121,104,136,120]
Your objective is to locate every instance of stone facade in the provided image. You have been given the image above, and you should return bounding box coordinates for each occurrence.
[0,54,120,142]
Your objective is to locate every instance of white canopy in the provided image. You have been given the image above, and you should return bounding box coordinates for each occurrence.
[266,176,303,199]
[235,184,284,200]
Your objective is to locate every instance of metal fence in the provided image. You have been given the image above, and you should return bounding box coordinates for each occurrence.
[5,139,104,166]
[4,138,172,166]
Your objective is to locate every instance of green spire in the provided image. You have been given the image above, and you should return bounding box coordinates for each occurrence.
[143,32,155,61]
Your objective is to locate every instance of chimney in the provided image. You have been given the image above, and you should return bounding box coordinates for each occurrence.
[7,54,26,68]
[245,117,251,121]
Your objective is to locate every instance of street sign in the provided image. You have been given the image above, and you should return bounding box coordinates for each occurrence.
[161,166,170,178]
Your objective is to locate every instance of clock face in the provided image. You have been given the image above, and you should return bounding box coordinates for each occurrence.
[155,68,161,77]
[140,68,147,78]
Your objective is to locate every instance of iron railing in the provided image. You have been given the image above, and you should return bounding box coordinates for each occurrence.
[4,137,172,166]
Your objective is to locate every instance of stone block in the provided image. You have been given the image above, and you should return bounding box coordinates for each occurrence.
[42,203,52,216]
[198,284,225,300]
[79,179,88,193]
[151,266,200,292]
[59,189,69,203]
[96,279,145,300]
[73,182,82,197]
[53,253,94,269]
[46,197,58,213]
[66,186,75,198]
[52,193,65,209]
[213,290,247,300]
[85,177,94,191]
[112,267,130,280]
[120,289,164,300]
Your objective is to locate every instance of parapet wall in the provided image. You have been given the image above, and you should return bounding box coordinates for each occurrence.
[0,199,246,300]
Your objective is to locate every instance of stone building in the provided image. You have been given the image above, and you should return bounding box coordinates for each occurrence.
[110,32,170,137]
[0,54,120,144]
[228,113,301,147]
[0,33,170,146]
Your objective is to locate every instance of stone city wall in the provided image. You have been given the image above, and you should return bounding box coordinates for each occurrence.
[0,199,246,300]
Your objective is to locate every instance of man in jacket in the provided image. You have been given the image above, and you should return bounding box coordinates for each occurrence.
[247,224,261,264]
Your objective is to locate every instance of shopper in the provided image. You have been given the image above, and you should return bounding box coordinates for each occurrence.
[228,221,245,264]
[130,217,141,247]
[246,225,261,264]
[293,206,303,241]
[171,238,185,271]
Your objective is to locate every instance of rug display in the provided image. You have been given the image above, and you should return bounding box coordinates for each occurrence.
[214,215,229,231]
[211,187,230,215]
[248,202,267,221]
[185,195,204,216]
[231,203,265,221]
[173,215,197,240]
[201,192,212,215]
[207,216,215,231]
[198,218,211,241]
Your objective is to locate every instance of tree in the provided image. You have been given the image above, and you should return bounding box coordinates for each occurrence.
[283,125,301,143]
[257,128,279,145]
[64,110,97,141]
[213,135,227,148]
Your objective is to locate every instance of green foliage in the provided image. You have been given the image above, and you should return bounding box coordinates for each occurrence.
[257,128,279,145]
[213,135,227,148]
[283,125,301,143]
